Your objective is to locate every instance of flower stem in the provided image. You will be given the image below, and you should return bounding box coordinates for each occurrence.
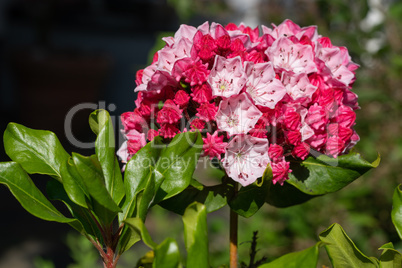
[230,182,238,268]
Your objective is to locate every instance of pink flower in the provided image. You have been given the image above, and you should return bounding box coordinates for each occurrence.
[208,56,247,98]
[120,20,361,185]
[244,61,286,108]
[196,102,218,122]
[327,123,353,142]
[202,131,228,160]
[282,73,317,100]
[267,37,317,74]
[334,105,356,128]
[216,93,263,136]
[121,110,147,132]
[316,44,356,86]
[157,100,183,124]
[147,129,159,141]
[292,142,310,160]
[191,83,213,103]
[116,142,130,163]
[325,136,345,158]
[286,130,302,145]
[172,58,210,86]
[268,144,284,161]
[173,90,190,107]
[159,123,180,138]
[283,106,301,131]
[249,120,267,138]
[222,135,270,186]
[190,118,205,130]
[305,104,328,131]
[117,129,147,163]
[192,32,217,62]
[271,159,292,185]
[307,132,327,150]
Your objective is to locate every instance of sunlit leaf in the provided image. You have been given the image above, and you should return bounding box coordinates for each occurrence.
[183,202,209,267]
[391,184,402,240]
[259,242,322,268]
[4,123,70,182]
[319,223,378,267]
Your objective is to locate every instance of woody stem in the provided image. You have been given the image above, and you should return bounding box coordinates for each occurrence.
[230,182,239,268]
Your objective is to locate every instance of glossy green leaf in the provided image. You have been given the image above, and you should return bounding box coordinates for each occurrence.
[159,179,233,215]
[259,242,322,268]
[60,157,90,209]
[124,217,157,249]
[89,110,125,206]
[391,184,402,240]
[182,202,209,267]
[379,242,402,268]
[138,168,165,221]
[72,153,121,225]
[153,238,181,268]
[319,223,378,268]
[267,152,380,208]
[0,162,80,226]
[117,193,143,254]
[288,152,380,195]
[3,123,70,182]
[120,137,164,223]
[46,180,101,239]
[154,131,203,202]
[230,167,271,218]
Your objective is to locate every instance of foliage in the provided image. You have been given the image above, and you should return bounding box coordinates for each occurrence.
[259,183,402,267]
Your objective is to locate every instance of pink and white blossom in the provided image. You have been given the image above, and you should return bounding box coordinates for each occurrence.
[215,93,262,136]
[267,37,317,74]
[222,135,270,186]
[121,20,361,188]
[244,61,286,108]
[208,56,247,98]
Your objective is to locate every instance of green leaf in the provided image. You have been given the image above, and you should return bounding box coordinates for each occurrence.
[379,242,402,268]
[154,131,203,202]
[159,179,233,215]
[182,202,209,268]
[267,152,380,208]
[319,223,378,268]
[89,110,125,206]
[124,217,157,249]
[391,184,402,240]
[72,153,121,225]
[288,152,380,195]
[46,180,102,239]
[0,162,80,226]
[153,238,181,268]
[60,157,90,209]
[230,168,271,218]
[258,242,322,268]
[120,137,164,222]
[3,123,70,182]
[138,168,165,222]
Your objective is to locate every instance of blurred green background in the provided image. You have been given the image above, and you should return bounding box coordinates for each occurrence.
[0,0,401,267]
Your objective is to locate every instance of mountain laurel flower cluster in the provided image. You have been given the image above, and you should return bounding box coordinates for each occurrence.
[118,20,360,187]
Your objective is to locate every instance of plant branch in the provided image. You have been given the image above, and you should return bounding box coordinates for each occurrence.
[230,182,239,268]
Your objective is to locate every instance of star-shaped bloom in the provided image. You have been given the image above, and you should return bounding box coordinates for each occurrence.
[208,56,247,98]
[281,72,317,100]
[222,134,270,186]
[202,131,228,160]
[244,61,286,108]
[215,93,263,136]
[267,37,317,74]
